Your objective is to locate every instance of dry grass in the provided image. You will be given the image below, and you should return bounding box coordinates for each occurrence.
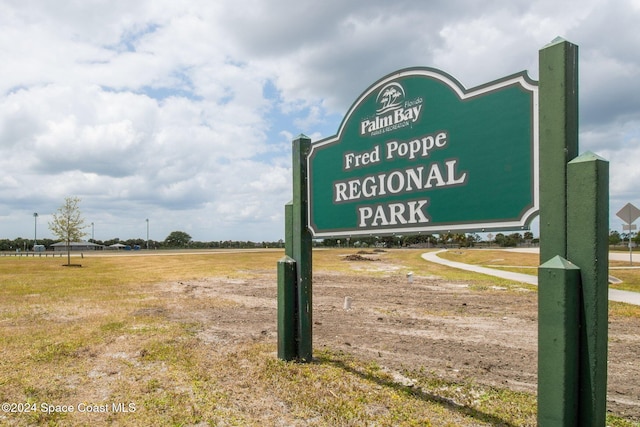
[1,252,283,426]
[436,249,540,268]
[0,249,637,426]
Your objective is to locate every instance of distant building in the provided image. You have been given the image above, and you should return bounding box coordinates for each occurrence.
[108,243,127,250]
[50,241,104,251]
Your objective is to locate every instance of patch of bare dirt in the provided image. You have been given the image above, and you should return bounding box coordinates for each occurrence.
[343,254,379,261]
[158,269,640,421]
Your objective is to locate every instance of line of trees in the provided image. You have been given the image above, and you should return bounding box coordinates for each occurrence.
[2,198,285,252]
[11,197,635,252]
[609,230,640,246]
[7,230,639,252]
[89,231,285,250]
[0,236,285,251]
[321,232,539,248]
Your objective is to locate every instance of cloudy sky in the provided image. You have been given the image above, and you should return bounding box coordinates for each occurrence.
[1,0,639,243]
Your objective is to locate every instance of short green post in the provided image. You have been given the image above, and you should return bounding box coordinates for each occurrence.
[278,136,313,362]
[285,202,293,258]
[279,199,296,360]
[277,255,298,361]
[538,256,580,426]
[292,135,313,362]
[567,152,609,426]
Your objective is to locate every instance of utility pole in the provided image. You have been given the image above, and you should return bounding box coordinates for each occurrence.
[33,212,38,248]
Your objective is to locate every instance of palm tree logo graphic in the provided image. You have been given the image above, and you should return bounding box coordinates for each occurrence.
[376,82,405,114]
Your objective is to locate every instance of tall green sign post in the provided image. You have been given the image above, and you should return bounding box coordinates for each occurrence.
[278,37,609,426]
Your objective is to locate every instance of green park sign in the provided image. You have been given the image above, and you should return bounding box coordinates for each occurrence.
[282,40,611,426]
[308,67,539,237]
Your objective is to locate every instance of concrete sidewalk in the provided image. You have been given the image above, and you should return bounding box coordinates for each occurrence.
[421,250,640,306]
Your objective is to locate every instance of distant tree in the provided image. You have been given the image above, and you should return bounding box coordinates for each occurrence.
[403,235,423,246]
[500,233,523,247]
[452,233,467,248]
[12,237,29,251]
[438,233,453,247]
[164,231,192,248]
[48,196,88,265]
[0,239,11,251]
[102,238,120,247]
[124,238,145,248]
[609,230,622,245]
[379,236,396,248]
[466,233,481,247]
[38,238,55,249]
[620,232,639,246]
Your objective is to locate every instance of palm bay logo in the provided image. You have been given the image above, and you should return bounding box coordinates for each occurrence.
[376,82,405,114]
[360,81,424,136]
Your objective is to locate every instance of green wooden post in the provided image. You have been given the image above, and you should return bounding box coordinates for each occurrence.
[292,135,313,362]
[278,202,297,360]
[567,152,609,426]
[537,37,582,425]
[538,38,579,264]
[277,255,298,361]
[538,256,580,426]
[285,201,293,258]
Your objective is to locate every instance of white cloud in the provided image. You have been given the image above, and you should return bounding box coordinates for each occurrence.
[1,0,639,241]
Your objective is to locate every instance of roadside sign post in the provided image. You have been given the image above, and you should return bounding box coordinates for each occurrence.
[616,202,640,266]
[623,224,637,266]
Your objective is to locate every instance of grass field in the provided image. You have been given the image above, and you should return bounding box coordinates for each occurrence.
[0,249,637,426]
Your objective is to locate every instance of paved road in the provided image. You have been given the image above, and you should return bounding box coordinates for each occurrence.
[422,250,640,306]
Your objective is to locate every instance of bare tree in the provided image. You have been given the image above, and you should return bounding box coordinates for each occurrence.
[48,196,88,266]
